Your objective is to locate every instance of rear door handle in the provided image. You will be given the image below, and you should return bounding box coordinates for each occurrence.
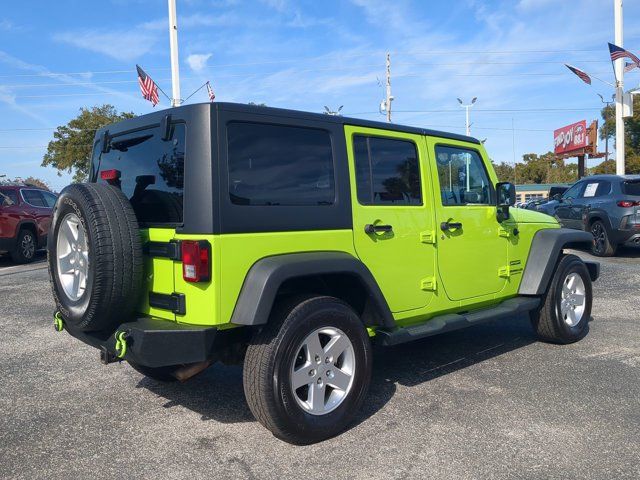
[364,224,393,234]
[440,221,463,231]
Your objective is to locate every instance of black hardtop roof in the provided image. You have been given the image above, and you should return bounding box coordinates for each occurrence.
[97,102,480,145]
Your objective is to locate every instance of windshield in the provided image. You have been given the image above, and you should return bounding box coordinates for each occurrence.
[92,123,186,226]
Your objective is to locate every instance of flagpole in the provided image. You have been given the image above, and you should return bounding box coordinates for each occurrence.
[168,0,181,107]
[614,0,625,175]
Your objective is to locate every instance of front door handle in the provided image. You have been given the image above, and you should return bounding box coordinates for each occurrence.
[440,221,463,231]
[364,224,393,234]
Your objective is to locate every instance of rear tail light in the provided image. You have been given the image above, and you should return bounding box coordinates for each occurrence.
[181,240,211,283]
[100,169,121,181]
[617,200,640,208]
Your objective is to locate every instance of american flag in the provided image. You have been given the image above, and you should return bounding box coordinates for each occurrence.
[136,65,160,106]
[624,61,637,73]
[608,43,640,67]
[206,81,215,102]
[565,64,591,85]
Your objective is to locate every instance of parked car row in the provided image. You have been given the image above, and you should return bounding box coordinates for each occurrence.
[526,175,640,256]
[0,184,57,263]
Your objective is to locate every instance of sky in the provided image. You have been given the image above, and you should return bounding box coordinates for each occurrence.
[1,0,640,192]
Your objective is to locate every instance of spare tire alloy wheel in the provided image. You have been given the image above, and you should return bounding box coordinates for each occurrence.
[48,183,143,333]
[56,213,89,301]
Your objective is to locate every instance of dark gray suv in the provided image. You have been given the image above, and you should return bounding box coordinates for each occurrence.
[536,174,640,256]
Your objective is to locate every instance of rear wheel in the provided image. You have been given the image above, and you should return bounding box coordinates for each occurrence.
[243,296,372,444]
[11,229,36,264]
[590,220,616,257]
[531,254,592,344]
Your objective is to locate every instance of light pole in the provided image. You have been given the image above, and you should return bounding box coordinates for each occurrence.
[457,97,477,191]
[168,0,181,107]
[598,93,615,162]
[614,0,625,175]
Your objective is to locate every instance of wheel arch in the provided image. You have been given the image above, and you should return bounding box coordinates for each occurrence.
[16,220,38,239]
[519,228,599,296]
[586,211,613,232]
[229,252,395,329]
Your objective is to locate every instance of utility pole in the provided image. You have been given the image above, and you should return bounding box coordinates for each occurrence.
[458,97,477,190]
[614,0,625,174]
[168,0,181,107]
[385,53,393,123]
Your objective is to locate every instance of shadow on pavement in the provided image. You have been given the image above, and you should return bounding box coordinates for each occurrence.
[137,314,538,429]
[0,251,47,270]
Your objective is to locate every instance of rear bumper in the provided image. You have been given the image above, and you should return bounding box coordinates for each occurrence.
[64,317,220,368]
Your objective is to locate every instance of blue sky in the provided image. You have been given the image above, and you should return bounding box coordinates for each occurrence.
[1,0,640,191]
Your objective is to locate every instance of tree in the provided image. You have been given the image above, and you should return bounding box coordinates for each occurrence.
[0,176,50,190]
[492,161,515,183]
[42,105,135,183]
[598,94,640,174]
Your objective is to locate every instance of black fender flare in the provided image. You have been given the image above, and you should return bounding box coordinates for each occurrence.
[519,228,599,296]
[230,251,395,328]
[584,209,614,233]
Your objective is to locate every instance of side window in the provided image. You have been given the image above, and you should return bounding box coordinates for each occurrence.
[22,189,46,207]
[0,189,18,205]
[42,192,58,207]
[435,146,491,206]
[562,182,584,200]
[353,135,422,205]
[227,122,335,206]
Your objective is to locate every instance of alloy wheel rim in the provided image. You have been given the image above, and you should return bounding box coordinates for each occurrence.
[21,233,35,259]
[56,213,89,301]
[560,272,586,327]
[591,223,606,254]
[290,327,356,416]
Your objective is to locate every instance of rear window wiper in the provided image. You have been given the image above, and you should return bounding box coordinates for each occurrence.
[109,134,153,152]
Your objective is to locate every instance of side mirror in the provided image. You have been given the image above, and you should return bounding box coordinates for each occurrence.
[496,182,516,222]
[552,193,562,202]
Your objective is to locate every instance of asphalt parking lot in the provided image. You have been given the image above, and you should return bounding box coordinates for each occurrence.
[1,248,639,479]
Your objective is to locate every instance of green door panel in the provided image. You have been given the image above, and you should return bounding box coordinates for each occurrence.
[345,125,437,313]
[425,138,509,301]
[139,228,176,321]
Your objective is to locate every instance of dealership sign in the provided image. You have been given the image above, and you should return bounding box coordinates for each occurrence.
[554,120,587,155]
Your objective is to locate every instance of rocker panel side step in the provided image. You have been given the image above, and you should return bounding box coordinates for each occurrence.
[376,296,541,346]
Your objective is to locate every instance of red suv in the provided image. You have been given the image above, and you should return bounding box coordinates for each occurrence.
[0,185,57,263]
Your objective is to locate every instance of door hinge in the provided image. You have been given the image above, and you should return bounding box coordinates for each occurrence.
[420,231,436,244]
[420,277,437,291]
[499,261,523,278]
[498,227,511,238]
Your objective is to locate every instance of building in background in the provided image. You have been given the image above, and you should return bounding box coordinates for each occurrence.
[515,184,570,203]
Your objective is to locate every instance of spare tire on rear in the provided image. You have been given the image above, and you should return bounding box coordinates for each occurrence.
[48,183,144,332]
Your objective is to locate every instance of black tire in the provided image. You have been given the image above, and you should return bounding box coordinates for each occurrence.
[128,362,178,382]
[531,254,592,344]
[243,296,372,444]
[590,220,617,257]
[47,183,143,332]
[10,228,36,264]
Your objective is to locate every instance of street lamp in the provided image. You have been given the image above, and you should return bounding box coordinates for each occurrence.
[598,93,615,162]
[457,97,477,136]
[457,97,477,191]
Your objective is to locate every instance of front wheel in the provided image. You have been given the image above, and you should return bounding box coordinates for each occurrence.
[531,254,592,344]
[243,296,372,444]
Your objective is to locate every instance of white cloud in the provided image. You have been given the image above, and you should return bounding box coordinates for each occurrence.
[186,53,212,72]
[53,30,157,62]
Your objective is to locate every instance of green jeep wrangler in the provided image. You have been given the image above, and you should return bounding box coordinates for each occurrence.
[48,103,599,444]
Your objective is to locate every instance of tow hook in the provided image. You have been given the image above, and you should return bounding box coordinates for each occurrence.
[114,330,131,359]
[53,312,64,332]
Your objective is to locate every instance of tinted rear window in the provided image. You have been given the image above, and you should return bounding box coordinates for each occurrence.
[622,180,640,196]
[227,122,335,206]
[93,123,185,226]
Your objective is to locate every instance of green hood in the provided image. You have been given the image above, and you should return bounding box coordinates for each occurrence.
[511,208,559,224]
